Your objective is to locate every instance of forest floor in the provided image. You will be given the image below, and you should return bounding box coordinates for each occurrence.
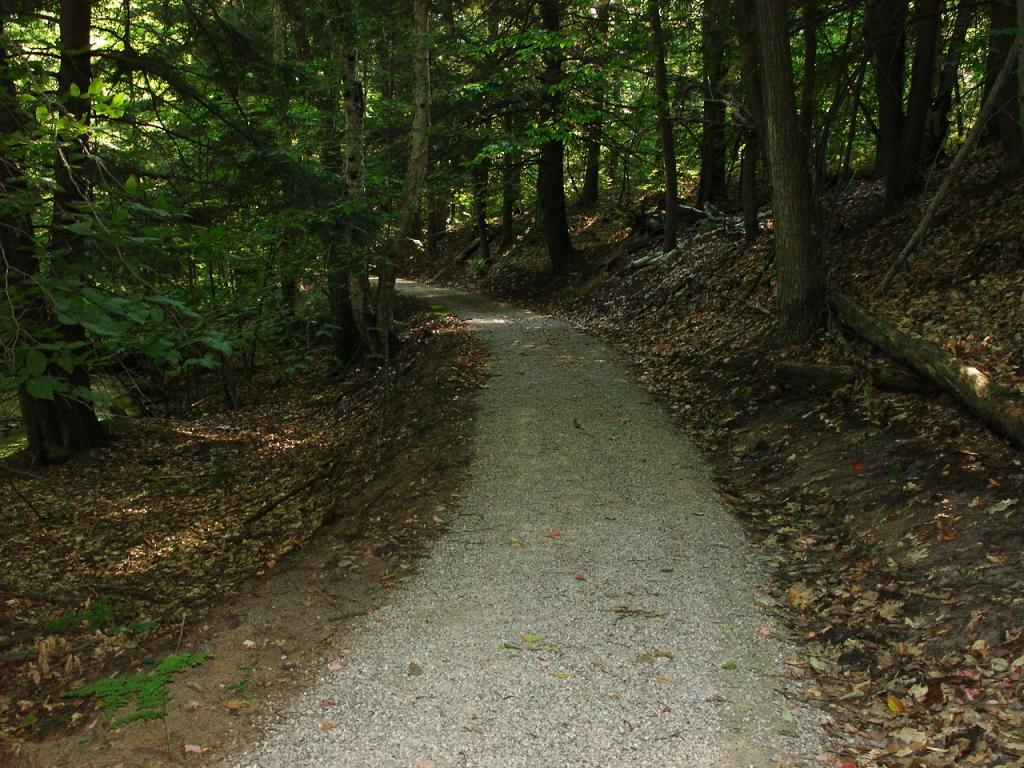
[0,300,487,768]
[409,148,1024,768]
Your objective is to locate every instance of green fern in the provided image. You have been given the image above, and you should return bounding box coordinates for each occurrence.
[63,651,210,726]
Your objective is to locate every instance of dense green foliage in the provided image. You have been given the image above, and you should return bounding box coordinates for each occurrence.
[1,0,1020,461]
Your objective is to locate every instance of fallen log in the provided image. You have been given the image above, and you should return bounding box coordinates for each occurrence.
[774,360,937,395]
[832,293,1024,448]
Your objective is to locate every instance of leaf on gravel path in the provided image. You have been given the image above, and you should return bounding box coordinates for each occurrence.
[407,662,424,676]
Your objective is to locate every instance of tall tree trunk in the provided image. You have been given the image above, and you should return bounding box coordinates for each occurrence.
[756,0,825,344]
[579,0,611,208]
[537,0,574,271]
[736,0,766,234]
[866,0,909,209]
[648,0,679,251]
[899,0,941,186]
[284,2,361,362]
[375,0,430,354]
[339,0,375,355]
[500,112,520,249]
[21,0,108,464]
[988,0,1024,166]
[697,0,728,206]
[922,1,973,163]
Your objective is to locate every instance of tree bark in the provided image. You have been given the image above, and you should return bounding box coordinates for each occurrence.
[338,0,375,355]
[865,0,909,209]
[899,0,941,184]
[697,0,729,207]
[756,0,825,344]
[736,0,765,237]
[866,0,941,207]
[988,0,1024,167]
[741,137,759,238]
[799,0,817,144]
[648,0,679,252]
[579,0,610,208]
[834,293,1024,448]
[537,0,574,271]
[922,1,973,163]
[375,0,430,355]
[18,0,108,464]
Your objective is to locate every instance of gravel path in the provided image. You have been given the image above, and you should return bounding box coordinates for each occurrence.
[234,282,824,768]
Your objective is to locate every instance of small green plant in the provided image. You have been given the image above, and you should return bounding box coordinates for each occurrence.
[63,651,210,726]
[46,601,157,637]
[46,600,116,633]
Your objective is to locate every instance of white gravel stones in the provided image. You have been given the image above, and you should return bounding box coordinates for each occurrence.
[232,282,824,768]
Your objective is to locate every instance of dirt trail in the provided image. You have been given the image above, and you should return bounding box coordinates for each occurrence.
[233,282,824,768]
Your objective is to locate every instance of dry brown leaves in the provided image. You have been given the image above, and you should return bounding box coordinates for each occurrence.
[0,302,487,739]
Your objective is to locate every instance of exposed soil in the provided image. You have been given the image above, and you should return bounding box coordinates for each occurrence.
[0,301,487,768]
[410,150,1024,767]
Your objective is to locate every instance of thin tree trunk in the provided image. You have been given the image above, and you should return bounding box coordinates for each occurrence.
[800,0,818,144]
[580,0,611,208]
[376,0,430,354]
[472,158,491,264]
[426,188,447,261]
[537,0,574,270]
[736,0,767,231]
[648,0,678,251]
[339,0,374,354]
[756,0,825,344]
[843,60,865,176]
[741,136,760,239]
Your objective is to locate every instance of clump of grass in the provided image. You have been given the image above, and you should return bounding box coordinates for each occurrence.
[63,652,210,726]
[46,600,116,633]
[46,600,158,637]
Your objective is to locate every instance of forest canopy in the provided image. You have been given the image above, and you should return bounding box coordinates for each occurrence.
[1,0,1021,463]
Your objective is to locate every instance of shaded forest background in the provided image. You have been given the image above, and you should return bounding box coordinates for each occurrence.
[3,0,1022,465]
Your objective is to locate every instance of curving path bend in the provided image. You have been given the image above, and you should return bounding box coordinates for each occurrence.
[234,281,824,768]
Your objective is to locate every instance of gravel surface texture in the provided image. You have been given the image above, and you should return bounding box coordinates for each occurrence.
[233,282,824,768]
